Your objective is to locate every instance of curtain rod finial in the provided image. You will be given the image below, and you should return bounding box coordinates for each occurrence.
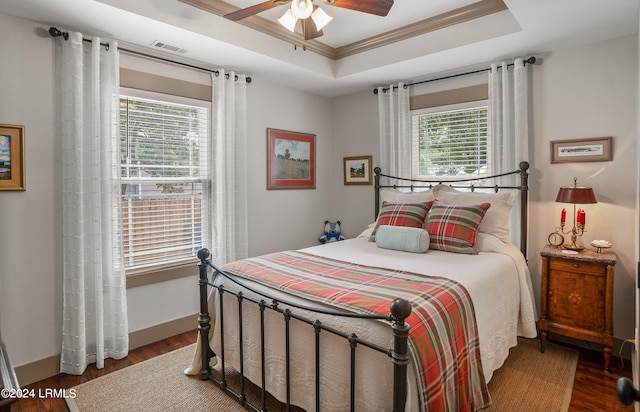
[49,27,68,40]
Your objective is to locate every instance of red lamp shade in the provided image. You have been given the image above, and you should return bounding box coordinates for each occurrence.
[555,186,597,204]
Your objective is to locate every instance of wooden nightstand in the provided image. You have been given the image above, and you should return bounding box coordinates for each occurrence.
[539,245,616,371]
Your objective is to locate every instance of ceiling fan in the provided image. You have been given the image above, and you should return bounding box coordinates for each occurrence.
[224,0,394,41]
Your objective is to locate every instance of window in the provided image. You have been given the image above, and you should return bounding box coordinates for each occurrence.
[119,91,209,271]
[411,101,488,179]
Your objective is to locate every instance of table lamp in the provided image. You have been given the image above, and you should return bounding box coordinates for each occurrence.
[556,177,597,250]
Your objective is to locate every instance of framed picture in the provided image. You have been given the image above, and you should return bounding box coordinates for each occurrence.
[550,137,613,163]
[343,155,372,185]
[0,124,25,191]
[267,128,315,189]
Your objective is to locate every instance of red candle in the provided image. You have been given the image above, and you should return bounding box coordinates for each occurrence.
[581,210,586,225]
[577,209,585,225]
[561,208,566,224]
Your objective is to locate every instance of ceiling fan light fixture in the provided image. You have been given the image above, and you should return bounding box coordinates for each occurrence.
[290,0,313,19]
[277,8,298,32]
[311,6,332,31]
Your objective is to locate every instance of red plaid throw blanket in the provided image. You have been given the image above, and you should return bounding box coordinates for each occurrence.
[222,250,491,411]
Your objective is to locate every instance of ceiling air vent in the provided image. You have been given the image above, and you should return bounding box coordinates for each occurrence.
[150,40,188,54]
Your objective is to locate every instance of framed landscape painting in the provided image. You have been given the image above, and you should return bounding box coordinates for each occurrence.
[343,155,372,185]
[267,128,315,190]
[0,124,25,191]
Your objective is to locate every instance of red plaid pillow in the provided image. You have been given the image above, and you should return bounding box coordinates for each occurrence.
[369,201,432,242]
[425,201,491,254]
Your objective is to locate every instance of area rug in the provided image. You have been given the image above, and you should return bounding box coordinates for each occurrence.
[66,338,578,412]
[486,338,578,411]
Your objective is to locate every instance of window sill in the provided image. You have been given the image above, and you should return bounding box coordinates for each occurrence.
[126,259,199,288]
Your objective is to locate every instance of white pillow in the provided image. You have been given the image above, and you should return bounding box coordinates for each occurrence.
[380,188,435,204]
[375,225,430,253]
[357,223,376,238]
[432,185,518,243]
[475,233,508,252]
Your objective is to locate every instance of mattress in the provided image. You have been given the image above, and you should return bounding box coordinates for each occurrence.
[185,233,537,411]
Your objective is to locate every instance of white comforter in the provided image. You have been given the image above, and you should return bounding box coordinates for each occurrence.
[185,234,538,411]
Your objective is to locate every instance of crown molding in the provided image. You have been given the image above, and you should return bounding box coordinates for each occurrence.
[178,0,507,60]
[335,0,508,59]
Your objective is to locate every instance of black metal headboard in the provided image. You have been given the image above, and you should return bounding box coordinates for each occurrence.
[374,161,530,257]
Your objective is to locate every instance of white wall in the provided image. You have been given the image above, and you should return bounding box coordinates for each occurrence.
[0,10,637,377]
[329,89,380,237]
[0,13,61,369]
[0,12,333,372]
[245,80,333,256]
[529,35,638,343]
[331,34,639,343]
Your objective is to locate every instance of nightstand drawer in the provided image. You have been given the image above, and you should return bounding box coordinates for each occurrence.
[549,257,606,275]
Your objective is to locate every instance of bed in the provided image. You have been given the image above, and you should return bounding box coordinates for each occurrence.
[185,162,537,412]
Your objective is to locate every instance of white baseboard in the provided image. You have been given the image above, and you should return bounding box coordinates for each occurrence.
[128,313,197,350]
[15,313,197,386]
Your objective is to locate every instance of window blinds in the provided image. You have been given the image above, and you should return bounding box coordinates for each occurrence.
[412,105,488,178]
[120,95,209,270]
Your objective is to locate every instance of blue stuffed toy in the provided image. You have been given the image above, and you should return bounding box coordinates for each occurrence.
[318,220,345,244]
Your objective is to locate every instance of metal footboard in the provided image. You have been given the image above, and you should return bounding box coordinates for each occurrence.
[197,248,412,412]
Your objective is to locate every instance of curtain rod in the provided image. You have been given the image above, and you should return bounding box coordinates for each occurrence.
[48,27,252,84]
[372,56,536,94]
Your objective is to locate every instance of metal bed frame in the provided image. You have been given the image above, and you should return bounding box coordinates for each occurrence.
[374,161,530,257]
[197,251,412,412]
[196,161,530,412]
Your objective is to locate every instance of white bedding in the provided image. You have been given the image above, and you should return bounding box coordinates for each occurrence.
[185,234,537,411]
[306,233,538,379]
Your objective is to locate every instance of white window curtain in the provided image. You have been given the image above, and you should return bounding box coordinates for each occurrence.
[488,58,529,175]
[209,70,249,265]
[56,32,128,375]
[488,58,530,247]
[377,82,411,184]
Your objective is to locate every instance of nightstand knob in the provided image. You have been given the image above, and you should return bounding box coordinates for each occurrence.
[573,263,579,268]
[548,291,553,296]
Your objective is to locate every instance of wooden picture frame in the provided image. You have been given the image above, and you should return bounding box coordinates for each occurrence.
[0,124,25,191]
[267,128,315,190]
[550,137,613,163]
[343,155,372,185]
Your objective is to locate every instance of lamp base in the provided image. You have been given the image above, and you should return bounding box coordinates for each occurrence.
[563,243,584,251]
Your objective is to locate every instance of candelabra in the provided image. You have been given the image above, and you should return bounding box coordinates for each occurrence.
[556,177,597,251]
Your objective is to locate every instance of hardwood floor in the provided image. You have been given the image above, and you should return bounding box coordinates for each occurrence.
[7,331,197,412]
[568,342,634,412]
[6,332,634,411]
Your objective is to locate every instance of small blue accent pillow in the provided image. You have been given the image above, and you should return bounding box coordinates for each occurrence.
[375,225,430,253]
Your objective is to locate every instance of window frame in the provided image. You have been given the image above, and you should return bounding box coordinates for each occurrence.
[119,87,211,284]
[411,99,490,181]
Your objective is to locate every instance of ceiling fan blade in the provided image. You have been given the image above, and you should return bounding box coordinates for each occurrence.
[301,17,323,40]
[328,0,394,17]
[224,1,288,21]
